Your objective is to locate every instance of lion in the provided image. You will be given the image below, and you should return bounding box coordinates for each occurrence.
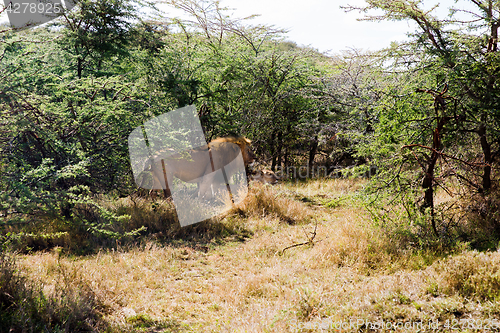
[249,169,280,184]
[140,136,255,199]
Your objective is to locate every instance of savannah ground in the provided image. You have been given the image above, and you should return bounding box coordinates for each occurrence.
[6,178,500,332]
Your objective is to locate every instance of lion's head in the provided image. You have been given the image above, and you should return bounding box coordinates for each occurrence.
[210,136,256,166]
[250,169,279,184]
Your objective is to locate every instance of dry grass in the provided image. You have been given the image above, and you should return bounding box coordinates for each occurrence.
[428,250,500,300]
[0,251,104,332]
[231,181,316,225]
[9,179,500,332]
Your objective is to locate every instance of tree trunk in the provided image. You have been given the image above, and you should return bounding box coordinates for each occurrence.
[308,136,318,175]
[270,130,276,172]
[284,145,289,170]
[478,123,492,192]
[77,57,83,79]
[276,131,283,171]
[421,116,447,237]
[284,123,291,170]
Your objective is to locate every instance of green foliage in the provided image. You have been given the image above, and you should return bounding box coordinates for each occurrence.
[56,0,138,78]
[0,17,161,252]
[344,0,500,244]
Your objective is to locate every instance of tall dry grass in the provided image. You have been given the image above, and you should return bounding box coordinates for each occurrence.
[7,178,500,332]
[427,250,500,300]
[230,182,316,225]
[0,250,105,332]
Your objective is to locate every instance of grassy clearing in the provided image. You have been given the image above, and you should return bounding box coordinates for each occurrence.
[4,179,500,332]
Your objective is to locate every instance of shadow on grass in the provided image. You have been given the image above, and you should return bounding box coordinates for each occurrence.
[1,183,315,256]
[0,195,253,256]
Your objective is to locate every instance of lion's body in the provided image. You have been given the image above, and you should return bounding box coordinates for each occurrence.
[143,136,255,198]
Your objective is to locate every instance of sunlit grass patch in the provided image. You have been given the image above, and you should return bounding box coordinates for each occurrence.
[8,178,500,332]
[229,182,316,225]
[426,249,500,301]
[285,178,367,198]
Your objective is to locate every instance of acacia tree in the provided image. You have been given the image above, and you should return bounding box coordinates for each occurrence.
[312,50,387,175]
[0,4,158,237]
[57,0,137,78]
[157,0,327,172]
[345,0,500,239]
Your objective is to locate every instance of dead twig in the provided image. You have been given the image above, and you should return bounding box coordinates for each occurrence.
[279,220,318,255]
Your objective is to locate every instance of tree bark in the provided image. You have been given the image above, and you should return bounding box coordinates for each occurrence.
[416,85,451,237]
[270,130,276,172]
[421,117,447,237]
[478,123,492,192]
[308,136,318,175]
[77,57,83,79]
[276,131,283,171]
